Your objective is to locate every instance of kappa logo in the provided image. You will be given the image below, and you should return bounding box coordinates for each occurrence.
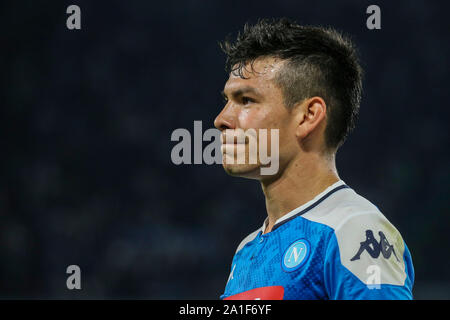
[282,239,310,272]
[351,230,400,262]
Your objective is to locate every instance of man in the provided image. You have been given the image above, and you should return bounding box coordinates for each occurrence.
[214,18,414,300]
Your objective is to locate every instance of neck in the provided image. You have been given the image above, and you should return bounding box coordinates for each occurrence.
[260,152,339,234]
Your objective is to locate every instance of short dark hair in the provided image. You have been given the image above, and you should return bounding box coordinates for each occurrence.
[220,18,363,150]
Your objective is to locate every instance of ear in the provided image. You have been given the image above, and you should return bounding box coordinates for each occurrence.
[295,97,327,141]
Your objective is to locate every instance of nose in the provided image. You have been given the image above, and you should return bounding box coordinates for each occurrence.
[214,104,235,131]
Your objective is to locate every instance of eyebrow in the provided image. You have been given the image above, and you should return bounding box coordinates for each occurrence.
[221,87,261,100]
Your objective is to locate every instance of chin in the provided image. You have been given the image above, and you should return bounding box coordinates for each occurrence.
[222,163,262,180]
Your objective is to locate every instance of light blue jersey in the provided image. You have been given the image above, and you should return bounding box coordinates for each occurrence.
[221,180,414,300]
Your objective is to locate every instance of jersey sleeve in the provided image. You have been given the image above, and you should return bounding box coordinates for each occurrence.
[323,212,414,300]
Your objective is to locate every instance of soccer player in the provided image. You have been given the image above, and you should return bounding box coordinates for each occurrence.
[214,18,414,300]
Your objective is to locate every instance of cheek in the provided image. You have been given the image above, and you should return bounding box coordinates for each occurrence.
[237,107,275,129]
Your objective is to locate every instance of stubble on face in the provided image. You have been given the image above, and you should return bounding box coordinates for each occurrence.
[220,57,294,180]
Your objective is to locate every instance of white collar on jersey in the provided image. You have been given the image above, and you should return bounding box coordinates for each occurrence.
[260,179,347,233]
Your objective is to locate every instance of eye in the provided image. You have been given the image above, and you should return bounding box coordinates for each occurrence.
[241,96,254,105]
[221,93,229,104]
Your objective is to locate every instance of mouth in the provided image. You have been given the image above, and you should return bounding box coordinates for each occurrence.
[221,142,247,145]
[221,142,248,155]
[220,134,251,145]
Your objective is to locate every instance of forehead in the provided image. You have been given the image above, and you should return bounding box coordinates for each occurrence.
[224,57,285,94]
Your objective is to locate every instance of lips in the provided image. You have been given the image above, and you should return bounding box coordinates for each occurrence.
[221,143,246,153]
[221,135,246,145]
[221,133,253,145]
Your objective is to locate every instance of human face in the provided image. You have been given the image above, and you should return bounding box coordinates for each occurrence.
[214,57,300,180]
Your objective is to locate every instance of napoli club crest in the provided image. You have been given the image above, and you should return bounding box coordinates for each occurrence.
[282,239,310,272]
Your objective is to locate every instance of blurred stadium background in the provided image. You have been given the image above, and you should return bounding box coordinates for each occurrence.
[1,0,449,299]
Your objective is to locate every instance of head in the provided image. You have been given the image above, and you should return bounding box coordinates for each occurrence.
[214,18,363,181]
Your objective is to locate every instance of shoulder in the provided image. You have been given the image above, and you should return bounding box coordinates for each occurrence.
[302,185,398,236]
[303,186,410,287]
[234,228,261,254]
